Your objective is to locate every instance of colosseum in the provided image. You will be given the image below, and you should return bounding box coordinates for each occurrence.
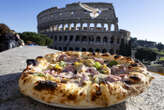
[37,2,131,54]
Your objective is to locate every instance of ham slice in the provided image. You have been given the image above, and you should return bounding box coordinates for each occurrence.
[93,57,104,64]
[86,67,99,76]
[62,64,75,73]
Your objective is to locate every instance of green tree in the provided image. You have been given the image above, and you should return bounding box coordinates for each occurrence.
[135,48,157,61]
[0,23,10,36]
[19,32,53,46]
[156,42,164,51]
[119,39,131,57]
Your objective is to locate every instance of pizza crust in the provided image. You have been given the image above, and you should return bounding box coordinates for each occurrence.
[19,51,154,108]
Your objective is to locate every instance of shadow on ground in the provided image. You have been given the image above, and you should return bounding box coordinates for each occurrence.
[0,73,126,110]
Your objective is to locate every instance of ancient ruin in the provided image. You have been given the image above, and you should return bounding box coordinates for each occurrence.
[37,2,130,54]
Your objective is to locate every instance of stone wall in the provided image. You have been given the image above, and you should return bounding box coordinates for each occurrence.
[37,2,130,53]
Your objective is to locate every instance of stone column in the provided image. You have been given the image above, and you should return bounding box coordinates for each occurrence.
[80,23,83,30]
[94,23,97,30]
[56,24,60,31]
[53,25,56,31]
[63,24,66,31]
[101,23,104,31]
[74,23,77,30]
[87,23,90,30]
[68,24,71,31]
[108,23,111,31]
[115,24,119,31]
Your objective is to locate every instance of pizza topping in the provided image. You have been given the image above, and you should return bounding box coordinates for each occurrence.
[58,54,68,61]
[93,57,104,64]
[107,60,118,67]
[63,64,75,73]
[34,80,57,91]
[59,61,66,67]
[130,63,138,67]
[33,73,46,77]
[111,65,129,75]
[94,61,102,69]
[86,67,99,76]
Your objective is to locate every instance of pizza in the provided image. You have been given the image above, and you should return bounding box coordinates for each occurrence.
[19,51,154,108]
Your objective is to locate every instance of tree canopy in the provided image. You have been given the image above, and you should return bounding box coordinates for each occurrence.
[119,39,131,57]
[135,48,157,61]
[19,32,53,46]
[0,23,11,36]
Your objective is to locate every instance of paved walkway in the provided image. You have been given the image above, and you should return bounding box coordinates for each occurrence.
[0,46,163,110]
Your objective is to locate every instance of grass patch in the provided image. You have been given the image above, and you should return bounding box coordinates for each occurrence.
[159,57,164,61]
[157,50,164,55]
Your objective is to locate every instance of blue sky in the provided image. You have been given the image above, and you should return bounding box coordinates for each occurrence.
[0,0,164,43]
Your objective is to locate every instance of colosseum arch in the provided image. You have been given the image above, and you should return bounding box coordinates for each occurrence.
[59,47,62,51]
[110,36,114,44]
[104,24,108,31]
[95,48,100,52]
[90,23,95,30]
[83,23,88,30]
[117,37,120,44]
[76,23,80,30]
[64,35,67,41]
[97,23,102,31]
[69,35,74,41]
[63,47,67,51]
[65,24,69,30]
[54,36,57,41]
[59,24,62,31]
[88,48,93,52]
[109,48,114,54]
[75,35,80,41]
[116,49,119,54]
[82,48,86,52]
[81,36,87,42]
[75,47,80,51]
[102,49,107,53]
[69,47,73,51]
[59,36,62,41]
[103,36,108,43]
[97,23,101,28]
[96,36,101,43]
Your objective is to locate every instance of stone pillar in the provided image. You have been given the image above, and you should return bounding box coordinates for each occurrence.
[68,24,71,31]
[94,23,97,30]
[57,24,60,31]
[80,23,83,30]
[108,24,111,31]
[115,24,119,31]
[101,23,104,31]
[53,25,56,31]
[87,23,90,30]
[74,23,77,30]
[63,24,66,31]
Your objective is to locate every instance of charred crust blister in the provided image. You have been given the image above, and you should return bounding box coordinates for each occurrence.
[114,55,120,59]
[129,76,140,81]
[34,80,57,91]
[37,56,43,59]
[67,94,76,100]
[102,53,109,56]
[130,63,138,67]
[26,59,38,66]
[124,80,134,85]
